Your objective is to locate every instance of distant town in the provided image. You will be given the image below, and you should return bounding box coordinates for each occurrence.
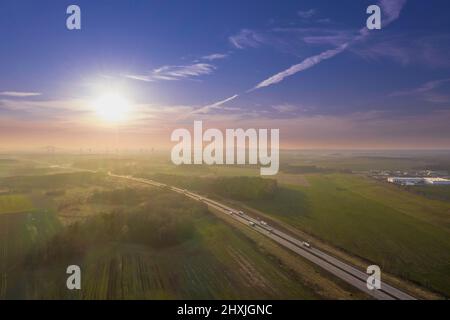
[367,170,450,186]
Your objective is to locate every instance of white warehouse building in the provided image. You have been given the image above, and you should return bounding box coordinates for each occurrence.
[387,177,424,185]
[387,177,450,186]
[424,178,450,185]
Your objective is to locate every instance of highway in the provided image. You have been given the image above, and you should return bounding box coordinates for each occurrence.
[109,172,417,300]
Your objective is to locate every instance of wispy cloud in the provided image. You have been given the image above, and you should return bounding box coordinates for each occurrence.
[391,78,450,96]
[302,29,355,47]
[317,18,331,24]
[202,53,228,61]
[390,78,450,103]
[251,0,407,90]
[229,27,353,53]
[229,29,266,49]
[0,98,91,124]
[272,104,297,113]
[124,74,154,82]
[353,34,450,68]
[125,63,215,82]
[271,103,313,115]
[297,9,316,19]
[191,94,239,114]
[380,0,407,26]
[0,91,42,97]
[253,43,348,90]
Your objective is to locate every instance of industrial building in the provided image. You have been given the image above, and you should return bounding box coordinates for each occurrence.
[387,177,450,186]
[387,177,424,185]
[423,178,450,185]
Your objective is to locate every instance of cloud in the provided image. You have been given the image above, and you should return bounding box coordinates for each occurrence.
[272,104,297,113]
[0,91,42,97]
[202,53,228,61]
[124,74,154,82]
[353,35,450,68]
[391,78,450,96]
[297,9,316,19]
[253,43,348,90]
[0,98,82,112]
[125,63,215,82]
[251,0,407,90]
[390,78,450,103]
[379,0,407,26]
[271,104,314,115]
[0,98,92,125]
[229,27,353,53]
[152,64,214,80]
[317,18,331,24]
[302,29,355,46]
[191,94,239,114]
[229,29,266,49]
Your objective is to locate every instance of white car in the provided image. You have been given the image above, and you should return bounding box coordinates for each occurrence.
[302,242,311,248]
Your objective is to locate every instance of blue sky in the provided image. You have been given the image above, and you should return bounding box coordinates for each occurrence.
[1,0,450,149]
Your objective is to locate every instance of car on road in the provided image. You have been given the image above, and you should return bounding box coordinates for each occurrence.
[260,221,268,226]
[302,241,311,248]
[237,211,244,216]
[249,222,255,227]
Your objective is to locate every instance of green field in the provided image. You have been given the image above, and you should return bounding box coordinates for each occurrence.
[244,173,450,296]
[0,173,321,299]
[70,212,317,300]
[0,210,61,297]
[1,154,450,299]
[0,195,33,215]
[405,185,450,202]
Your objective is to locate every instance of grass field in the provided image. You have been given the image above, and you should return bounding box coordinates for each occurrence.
[0,172,321,299]
[405,185,450,202]
[0,210,61,297]
[244,173,450,296]
[72,213,318,300]
[0,195,33,215]
[1,154,449,299]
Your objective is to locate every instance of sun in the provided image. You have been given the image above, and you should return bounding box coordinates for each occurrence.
[92,92,131,123]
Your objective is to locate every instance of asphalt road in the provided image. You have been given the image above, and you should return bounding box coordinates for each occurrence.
[109,172,417,300]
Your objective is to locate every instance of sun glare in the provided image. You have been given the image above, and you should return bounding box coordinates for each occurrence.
[93,92,131,123]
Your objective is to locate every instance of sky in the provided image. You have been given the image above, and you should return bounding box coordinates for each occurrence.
[1,0,450,150]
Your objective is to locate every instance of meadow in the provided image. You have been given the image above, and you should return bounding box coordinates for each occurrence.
[0,169,322,299]
[244,173,450,296]
[0,195,33,215]
[1,152,449,299]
